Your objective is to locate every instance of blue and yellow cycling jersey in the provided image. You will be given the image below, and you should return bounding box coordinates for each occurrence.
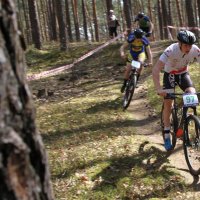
[126,35,150,63]
[129,37,149,53]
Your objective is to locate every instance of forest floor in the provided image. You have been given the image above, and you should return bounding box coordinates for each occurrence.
[29,39,200,199]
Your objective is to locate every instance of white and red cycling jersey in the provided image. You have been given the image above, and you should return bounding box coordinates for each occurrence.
[159,43,200,74]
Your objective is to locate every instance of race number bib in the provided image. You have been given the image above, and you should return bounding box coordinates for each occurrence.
[183,93,199,107]
[131,60,141,69]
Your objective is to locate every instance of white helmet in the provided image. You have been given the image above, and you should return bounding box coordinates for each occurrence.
[109,10,114,13]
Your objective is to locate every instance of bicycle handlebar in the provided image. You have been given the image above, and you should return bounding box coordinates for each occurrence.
[166,92,200,98]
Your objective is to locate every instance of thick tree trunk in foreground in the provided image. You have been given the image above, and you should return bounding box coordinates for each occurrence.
[0,1,54,199]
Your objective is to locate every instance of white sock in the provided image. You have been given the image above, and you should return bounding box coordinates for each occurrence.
[164,127,170,139]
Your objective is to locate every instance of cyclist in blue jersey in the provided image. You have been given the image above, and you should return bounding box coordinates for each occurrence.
[120,28,153,92]
[134,12,153,37]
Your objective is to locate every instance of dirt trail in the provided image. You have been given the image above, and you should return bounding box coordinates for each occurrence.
[126,45,200,191]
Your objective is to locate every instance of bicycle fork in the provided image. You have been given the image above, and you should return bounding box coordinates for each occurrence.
[177,106,197,138]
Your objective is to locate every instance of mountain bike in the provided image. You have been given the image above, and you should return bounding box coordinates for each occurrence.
[122,60,147,110]
[161,89,200,176]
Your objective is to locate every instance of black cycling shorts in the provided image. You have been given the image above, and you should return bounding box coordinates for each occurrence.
[163,72,194,91]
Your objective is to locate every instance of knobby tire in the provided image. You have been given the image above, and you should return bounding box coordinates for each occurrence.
[122,74,137,110]
[183,114,200,176]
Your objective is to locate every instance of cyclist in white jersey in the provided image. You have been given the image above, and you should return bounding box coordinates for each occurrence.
[152,30,200,151]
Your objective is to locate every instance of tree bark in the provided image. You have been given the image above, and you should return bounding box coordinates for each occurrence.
[123,0,132,32]
[71,0,81,41]
[157,0,164,40]
[55,0,67,50]
[27,0,42,49]
[92,0,99,41]
[161,0,168,39]
[0,1,54,199]
[197,0,200,27]
[65,0,73,42]
[105,0,113,16]
[82,0,88,41]
[185,0,196,32]
[175,0,183,27]
[49,0,57,41]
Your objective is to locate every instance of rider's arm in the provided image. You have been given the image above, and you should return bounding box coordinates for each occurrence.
[133,20,139,29]
[147,21,153,33]
[152,59,165,95]
[120,43,128,59]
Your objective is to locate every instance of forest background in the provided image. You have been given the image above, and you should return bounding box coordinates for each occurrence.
[18,0,200,50]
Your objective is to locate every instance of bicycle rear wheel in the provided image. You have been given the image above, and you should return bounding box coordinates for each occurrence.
[122,74,137,110]
[161,104,178,149]
[183,114,200,176]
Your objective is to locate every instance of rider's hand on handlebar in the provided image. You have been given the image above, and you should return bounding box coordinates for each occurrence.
[120,52,126,60]
[146,32,152,37]
[157,89,167,97]
[148,63,153,67]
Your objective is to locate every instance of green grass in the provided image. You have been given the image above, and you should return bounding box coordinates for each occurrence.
[27,41,199,199]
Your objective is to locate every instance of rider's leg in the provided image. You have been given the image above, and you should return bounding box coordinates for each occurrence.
[121,63,131,93]
[124,63,131,80]
[109,28,114,39]
[121,52,133,92]
[163,98,173,150]
[185,86,196,93]
[137,52,146,81]
[163,98,173,128]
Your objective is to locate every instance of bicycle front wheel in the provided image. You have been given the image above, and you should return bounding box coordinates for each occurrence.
[161,104,178,150]
[183,115,200,176]
[122,75,137,110]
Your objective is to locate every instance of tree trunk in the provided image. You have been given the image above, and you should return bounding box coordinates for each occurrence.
[92,0,99,41]
[85,1,94,41]
[157,0,164,40]
[161,0,168,39]
[123,0,132,32]
[65,0,73,42]
[168,0,176,39]
[39,0,48,41]
[197,0,200,27]
[168,0,173,25]
[0,1,54,199]
[27,0,42,49]
[21,0,32,45]
[185,0,196,32]
[175,0,183,27]
[71,0,81,41]
[49,0,57,41]
[82,0,88,41]
[55,0,67,50]
[105,0,113,16]
[148,0,155,40]
[36,0,44,41]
